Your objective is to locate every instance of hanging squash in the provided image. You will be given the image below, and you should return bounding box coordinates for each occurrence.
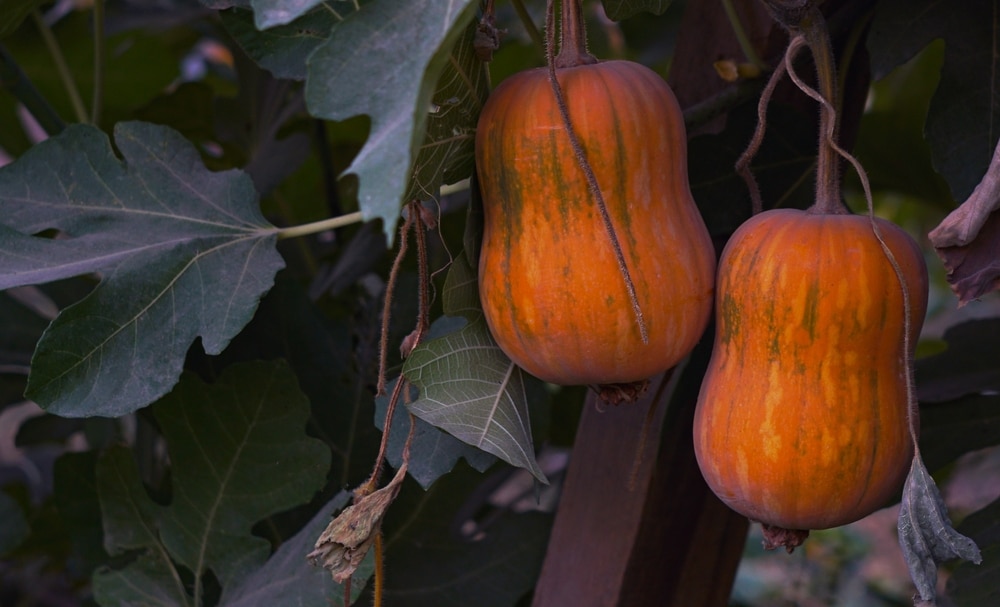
[693,209,928,543]
[475,0,715,390]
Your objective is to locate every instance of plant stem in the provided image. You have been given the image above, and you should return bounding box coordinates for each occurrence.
[0,44,65,136]
[372,532,385,607]
[32,10,88,124]
[510,0,545,55]
[554,0,596,67]
[275,211,364,239]
[721,0,767,70]
[797,7,844,214]
[545,0,647,344]
[91,0,105,125]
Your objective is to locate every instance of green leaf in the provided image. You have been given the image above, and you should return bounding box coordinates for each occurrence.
[189,276,378,484]
[304,0,479,241]
[0,11,182,150]
[868,0,1000,201]
[0,0,46,38]
[848,40,954,209]
[251,0,327,29]
[0,121,283,417]
[442,249,481,319]
[602,0,674,21]
[403,11,489,202]
[222,7,339,81]
[688,101,818,236]
[0,490,29,554]
[916,318,1000,403]
[401,314,546,483]
[898,455,982,604]
[374,464,552,607]
[94,361,332,604]
[53,450,109,575]
[0,288,50,407]
[947,495,1000,607]
[920,394,1000,474]
[376,372,496,490]
[221,492,373,606]
[93,446,188,606]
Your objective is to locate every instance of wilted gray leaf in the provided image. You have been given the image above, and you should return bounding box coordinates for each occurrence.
[898,455,983,602]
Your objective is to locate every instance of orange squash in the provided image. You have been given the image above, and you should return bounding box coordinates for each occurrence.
[474,58,716,387]
[693,209,928,538]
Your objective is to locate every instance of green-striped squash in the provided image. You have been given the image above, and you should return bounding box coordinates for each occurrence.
[475,60,716,387]
[693,209,928,536]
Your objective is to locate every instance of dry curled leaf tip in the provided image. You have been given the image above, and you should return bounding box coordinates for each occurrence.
[308,464,407,582]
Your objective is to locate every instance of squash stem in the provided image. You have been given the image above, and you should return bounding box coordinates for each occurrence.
[544,0,648,344]
[798,8,846,215]
[554,0,597,67]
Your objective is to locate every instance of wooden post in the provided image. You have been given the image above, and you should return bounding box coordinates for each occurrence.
[532,338,749,606]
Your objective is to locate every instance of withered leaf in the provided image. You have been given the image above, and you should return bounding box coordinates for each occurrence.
[898,455,982,603]
[932,210,1000,306]
[308,464,407,583]
[929,137,1000,305]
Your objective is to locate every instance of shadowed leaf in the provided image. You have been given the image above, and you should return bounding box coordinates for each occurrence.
[401,314,545,483]
[93,361,331,604]
[869,0,1000,202]
[304,0,479,241]
[0,122,283,418]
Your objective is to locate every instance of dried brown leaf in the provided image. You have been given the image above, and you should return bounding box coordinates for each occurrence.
[307,464,407,583]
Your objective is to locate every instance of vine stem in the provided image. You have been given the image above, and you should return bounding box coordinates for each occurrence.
[783,33,920,454]
[545,0,648,344]
[735,56,788,215]
[91,0,105,125]
[32,10,87,124]
[796,7,844,214]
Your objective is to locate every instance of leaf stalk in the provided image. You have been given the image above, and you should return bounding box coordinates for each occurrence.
[275,211,364,240]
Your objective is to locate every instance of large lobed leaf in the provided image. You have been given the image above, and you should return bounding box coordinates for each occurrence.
[222,7,339,81]
[869,0,1000,202]
[93,361,342,606]
[0,121,284,417]
[304,0,479,241]
[403,10,490,203]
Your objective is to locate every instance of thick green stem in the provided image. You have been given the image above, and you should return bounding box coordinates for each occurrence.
[276,211,364,239]
[554,0,597,67]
